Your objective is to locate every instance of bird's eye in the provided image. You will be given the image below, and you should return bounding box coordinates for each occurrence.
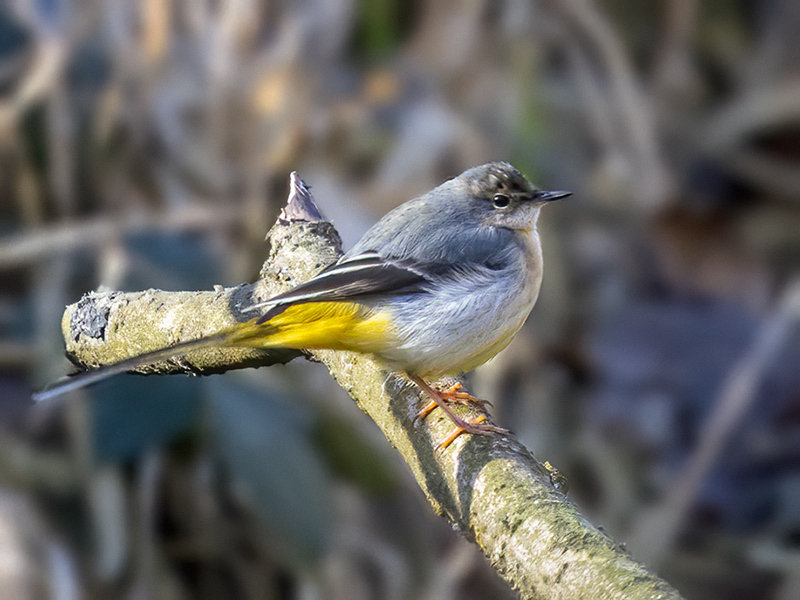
[492,194,510,209]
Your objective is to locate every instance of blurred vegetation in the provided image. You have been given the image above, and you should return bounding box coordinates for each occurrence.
[0,1,798,598]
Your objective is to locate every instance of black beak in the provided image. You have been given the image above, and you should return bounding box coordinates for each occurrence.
[534,189,571,202]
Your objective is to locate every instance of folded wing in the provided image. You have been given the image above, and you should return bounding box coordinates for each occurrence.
[250,252,431,322]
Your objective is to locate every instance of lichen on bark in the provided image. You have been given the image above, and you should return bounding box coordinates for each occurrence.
[59,174,684,600]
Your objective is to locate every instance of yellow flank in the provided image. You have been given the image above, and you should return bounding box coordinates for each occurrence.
[226,301,396,353]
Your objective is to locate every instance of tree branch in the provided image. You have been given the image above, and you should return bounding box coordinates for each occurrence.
[61,174,683,600]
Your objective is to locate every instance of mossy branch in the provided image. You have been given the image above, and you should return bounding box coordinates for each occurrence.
[61,174,683,600]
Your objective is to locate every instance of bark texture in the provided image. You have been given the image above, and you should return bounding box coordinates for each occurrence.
[61,179,684,600]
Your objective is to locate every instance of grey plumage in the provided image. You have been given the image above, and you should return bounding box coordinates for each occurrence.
[34,161,568,402]
[239,161,562,376]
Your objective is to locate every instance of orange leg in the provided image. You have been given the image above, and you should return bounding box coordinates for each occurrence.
[439,382,472,401]
[412,382,491,423]
[413,399,439,423]
[437,414,488,451]
[407,374,507,448]
[439,382,493,407]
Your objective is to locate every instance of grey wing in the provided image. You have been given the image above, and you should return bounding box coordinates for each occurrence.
[249,188,518,319]
[249,252,431,323]
[36,253,430,403]
[348,201,518,272]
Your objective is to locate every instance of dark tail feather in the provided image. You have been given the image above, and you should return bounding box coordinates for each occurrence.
[32,331,234,404]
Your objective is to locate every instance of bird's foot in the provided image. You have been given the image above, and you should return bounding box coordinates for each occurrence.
[436,414,508,451]
[407,376,506,449]
[412,382,490,423]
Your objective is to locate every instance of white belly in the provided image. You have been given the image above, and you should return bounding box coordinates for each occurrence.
[377,230,543,377]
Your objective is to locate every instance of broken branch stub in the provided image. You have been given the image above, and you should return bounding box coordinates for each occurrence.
[59,173,683,600]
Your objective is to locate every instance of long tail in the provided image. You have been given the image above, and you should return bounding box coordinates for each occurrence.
[33,299,383,403]
[32,329,242,404]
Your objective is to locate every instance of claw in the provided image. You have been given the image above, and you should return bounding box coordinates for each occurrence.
[436,414,487,451]
[413,399,438,424]
[439,382,473,401]
[407,373,506,450]
[438,382,491,407]
[414,382,490,425]
[435,415,509,451]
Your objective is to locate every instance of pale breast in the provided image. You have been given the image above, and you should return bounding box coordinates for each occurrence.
[377,229,544,377]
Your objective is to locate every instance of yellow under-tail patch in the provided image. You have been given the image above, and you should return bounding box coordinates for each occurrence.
[226,302,396,354]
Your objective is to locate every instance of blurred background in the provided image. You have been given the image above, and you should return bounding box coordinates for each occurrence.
[0,0,798,598]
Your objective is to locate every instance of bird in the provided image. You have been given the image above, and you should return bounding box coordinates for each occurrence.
[34,162,569,447]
